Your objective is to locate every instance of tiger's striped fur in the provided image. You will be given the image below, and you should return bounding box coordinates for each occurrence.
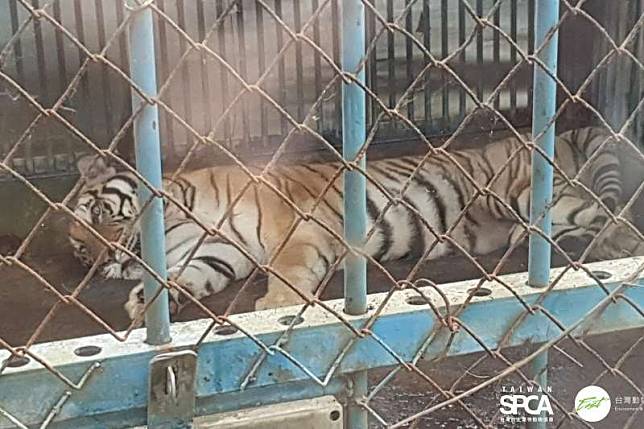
[68,127,642,319]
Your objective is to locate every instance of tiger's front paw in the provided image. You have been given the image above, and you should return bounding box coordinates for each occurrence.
[124,283,181,322]
[102,262,123,279]
[124,283,145,321]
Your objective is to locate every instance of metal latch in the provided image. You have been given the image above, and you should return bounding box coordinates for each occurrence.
[148,350,197,429]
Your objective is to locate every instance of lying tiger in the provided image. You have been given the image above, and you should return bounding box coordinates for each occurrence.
[69,127,642,320]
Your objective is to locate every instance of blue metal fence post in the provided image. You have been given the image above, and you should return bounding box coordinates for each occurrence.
[527,1,559,428]
[528,0,560,289]
[342,0,368,427]
[128,1,171,345]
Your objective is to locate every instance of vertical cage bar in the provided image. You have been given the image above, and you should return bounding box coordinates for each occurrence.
[342,0,367,318]
[293,0,304,122]
[348,370,368,429]
[127,1,171,345]
[342,1,368,427]
[510,0,517,116]
[52,0,67,108]
[52,0,73,168]
[115,0,133,161]
[8,0,25,170]
[626,1,640,120]
[31,0,47,173]
[331,0,341,141]
[422,0,432,132]
[386,0,395,116]
[441,0,449,129]
[115,2,130,94]
[235,0,250,143]
[609,3,632,130]
[254,0,268,146]
[73,0,94,153]
[527,0,535,110]
[197,0,213,138]
[216,0,231,140]
[156,0,175,159]
[176,0,194,148]
[404,0,414,121]
[632,1,643,142]
[528,350,549,427]
[31,0,47,103]
[604,5,620,129]
[527,1,559,427]
[274,0,287,136]
[8,0,25,81]
[458,0,466,122]
[366,0,376,132]
[493,5,500,112]
[312,0,323,131]
[95,0,114,142]
[476,0,483,102]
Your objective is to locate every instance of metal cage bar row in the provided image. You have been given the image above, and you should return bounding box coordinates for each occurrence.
[0,0,538,179]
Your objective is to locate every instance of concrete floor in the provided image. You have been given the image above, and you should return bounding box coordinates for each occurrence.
[0,228,530,345]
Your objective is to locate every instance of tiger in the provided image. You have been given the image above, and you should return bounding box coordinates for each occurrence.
[68,127,643,320]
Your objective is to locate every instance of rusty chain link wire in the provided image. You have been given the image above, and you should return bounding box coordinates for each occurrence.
[1,0,643,427]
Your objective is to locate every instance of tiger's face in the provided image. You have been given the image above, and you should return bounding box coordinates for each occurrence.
[69,219,124,268]
[69,156,140,273]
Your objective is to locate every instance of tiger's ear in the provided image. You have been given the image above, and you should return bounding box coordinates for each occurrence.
[76,155,116,186]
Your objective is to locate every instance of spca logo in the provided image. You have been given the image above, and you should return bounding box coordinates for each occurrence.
[499,385,553,417]
[500,394,554,416]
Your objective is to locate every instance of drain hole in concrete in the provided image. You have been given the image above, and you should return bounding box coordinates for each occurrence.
[278,315,304,326]
[4,356,29,368]
[74,345,102,357]
[406,295,427,306]
[213,325,238,336]
[591,270,611,280]
[468,287,492,297]
[330,410,341,421]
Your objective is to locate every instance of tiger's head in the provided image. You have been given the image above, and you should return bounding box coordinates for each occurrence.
[69,156,140,273]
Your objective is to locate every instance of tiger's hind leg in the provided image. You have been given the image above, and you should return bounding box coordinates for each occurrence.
[256,234,337,311]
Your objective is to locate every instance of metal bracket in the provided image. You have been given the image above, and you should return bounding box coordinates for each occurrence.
[148,350,197,429]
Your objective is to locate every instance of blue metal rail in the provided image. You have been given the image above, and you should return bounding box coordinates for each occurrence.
[0,258,641,428]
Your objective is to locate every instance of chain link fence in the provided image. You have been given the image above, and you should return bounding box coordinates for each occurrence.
[1,0,643,428]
